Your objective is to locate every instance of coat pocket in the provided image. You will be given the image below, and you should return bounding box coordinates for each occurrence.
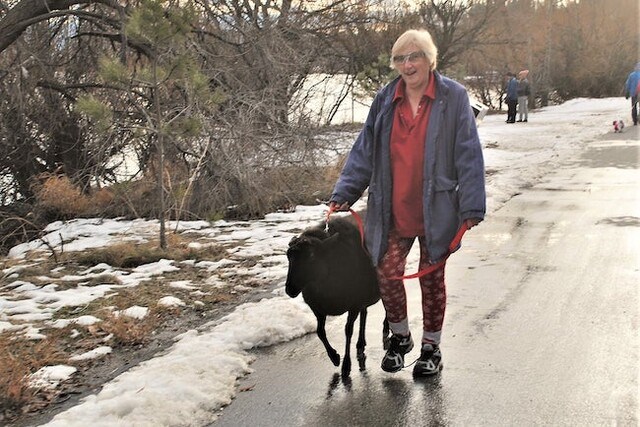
[430,176,460,258]
[433,175,459,214]
[434,176,458,192]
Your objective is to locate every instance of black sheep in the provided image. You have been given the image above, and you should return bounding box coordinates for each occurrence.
[285,212,388,376]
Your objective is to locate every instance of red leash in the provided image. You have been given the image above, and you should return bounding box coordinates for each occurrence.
[385,223,467,280]
[326,206,468,281]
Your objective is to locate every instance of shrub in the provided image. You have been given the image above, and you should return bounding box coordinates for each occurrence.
[32,174,91,220]
[0,204,40,256]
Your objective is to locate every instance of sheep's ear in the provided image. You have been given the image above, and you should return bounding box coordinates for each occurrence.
[288,235,318,256]
[288,236,301,248]
[289,235,310,249]
[319,232,341,250]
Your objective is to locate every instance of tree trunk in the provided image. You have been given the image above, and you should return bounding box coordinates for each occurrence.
[151,61,167,250]
[0,0,121,53]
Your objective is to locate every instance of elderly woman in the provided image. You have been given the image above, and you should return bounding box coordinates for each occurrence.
[329,29,485,377]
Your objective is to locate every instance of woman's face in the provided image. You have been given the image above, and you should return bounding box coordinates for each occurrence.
[392,44,431,90]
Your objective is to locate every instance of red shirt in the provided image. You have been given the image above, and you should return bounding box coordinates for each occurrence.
[390,73,436,237]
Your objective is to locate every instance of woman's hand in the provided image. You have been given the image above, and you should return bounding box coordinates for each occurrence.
[328,201,351,212]
[464,218,482,229]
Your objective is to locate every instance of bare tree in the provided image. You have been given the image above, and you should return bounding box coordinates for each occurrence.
[417,0,497,72]
[0,3,130,203]
[182,0,379,217]
[0,0,123,54]
[463,0,638,106]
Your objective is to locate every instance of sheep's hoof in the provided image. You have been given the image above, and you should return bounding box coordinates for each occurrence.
[329,351,340,366]
[357,350,366,371]
[341,358,351,377]
[382,335,391,350]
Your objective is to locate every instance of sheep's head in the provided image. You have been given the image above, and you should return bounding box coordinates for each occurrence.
[285,235,316,297]
[284,232,338,298]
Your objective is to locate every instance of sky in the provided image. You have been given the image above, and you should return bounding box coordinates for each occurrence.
[0,97,631,426]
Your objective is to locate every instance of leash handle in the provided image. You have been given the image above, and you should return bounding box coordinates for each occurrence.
[326,205,366,249]
[325,204,335,232]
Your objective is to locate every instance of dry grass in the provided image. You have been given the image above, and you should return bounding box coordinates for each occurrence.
[100,311,158,347]
[49,265,233,324]
[69,234,226,269]
[5,262,53,278]
[80,274,122,288]
[257,164,341,212]
[0,259,122,292]
[0,332,68,418]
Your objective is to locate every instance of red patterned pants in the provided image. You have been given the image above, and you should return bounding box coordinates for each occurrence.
[377,228,446,344]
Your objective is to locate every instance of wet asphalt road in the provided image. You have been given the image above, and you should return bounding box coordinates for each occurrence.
[213,131,639,426]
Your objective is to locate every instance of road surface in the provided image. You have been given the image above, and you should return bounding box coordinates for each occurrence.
[213,130,639,426]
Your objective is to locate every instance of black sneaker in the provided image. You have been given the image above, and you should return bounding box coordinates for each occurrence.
[412,343,443,377]
[381,334,414,372]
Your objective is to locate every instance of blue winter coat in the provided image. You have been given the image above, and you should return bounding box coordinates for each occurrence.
[624,63,640,98]
[331,73,486,266]
[506,77,518,101]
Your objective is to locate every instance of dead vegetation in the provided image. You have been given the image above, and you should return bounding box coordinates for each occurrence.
[70,234,227,269]
[0,229,254,423]
[0,332,67,420]
[100,311,158,347]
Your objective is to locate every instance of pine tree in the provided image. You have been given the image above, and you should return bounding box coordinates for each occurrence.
[78,0,219,249]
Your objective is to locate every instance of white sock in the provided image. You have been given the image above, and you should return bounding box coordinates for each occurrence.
[389,318,410,337]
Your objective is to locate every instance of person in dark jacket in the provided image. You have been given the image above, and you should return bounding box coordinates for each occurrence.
[623,62,640,125]
[329,29,485,377]
[505,72,518,123]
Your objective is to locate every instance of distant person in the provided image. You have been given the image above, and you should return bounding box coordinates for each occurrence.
[505,72,518,123]
[329,29,485,377]
[623,62,640,125]
[516,70,530,122]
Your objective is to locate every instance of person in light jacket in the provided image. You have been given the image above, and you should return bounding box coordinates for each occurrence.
[517,70,531,122]
[329,29,485,377]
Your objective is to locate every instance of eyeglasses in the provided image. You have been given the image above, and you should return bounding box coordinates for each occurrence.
[392,51,426,65]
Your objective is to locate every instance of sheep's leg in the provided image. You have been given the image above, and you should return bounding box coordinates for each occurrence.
[356,308,367,370]
[315,314,340,366]
[342,310,359,377]
[382,316,391,350]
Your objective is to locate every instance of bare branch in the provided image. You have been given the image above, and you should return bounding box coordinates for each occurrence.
[0,0,123,53]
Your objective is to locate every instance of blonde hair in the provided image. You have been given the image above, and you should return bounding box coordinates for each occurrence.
[390,29,438,71]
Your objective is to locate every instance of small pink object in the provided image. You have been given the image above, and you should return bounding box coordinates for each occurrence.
[613,120,625,133]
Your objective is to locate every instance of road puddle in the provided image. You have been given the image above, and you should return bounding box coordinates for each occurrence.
[580,145,639,169]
